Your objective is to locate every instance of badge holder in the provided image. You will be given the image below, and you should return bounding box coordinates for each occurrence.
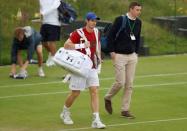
[130,32,136,40]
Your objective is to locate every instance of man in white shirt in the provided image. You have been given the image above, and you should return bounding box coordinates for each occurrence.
[39,0,61,66]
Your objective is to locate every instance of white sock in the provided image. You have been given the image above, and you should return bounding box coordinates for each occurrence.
[48,53,52,58]
[50,56,54,63]
[93,112,100,121]
[63,105,69,111]
[38,67,43,70]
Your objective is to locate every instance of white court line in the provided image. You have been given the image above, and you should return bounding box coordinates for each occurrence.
[59,117,187,131]
[0,81,62,88]
[0,91,69,99]
[135,81,187,87]
[1,72,187,89]
[101,72,187,80]
[0,81,187,100]
[136,72,187,78]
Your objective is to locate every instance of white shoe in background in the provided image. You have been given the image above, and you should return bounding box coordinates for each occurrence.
[38,68,45,77]
[62,74,71,83]
[46,54,56,67]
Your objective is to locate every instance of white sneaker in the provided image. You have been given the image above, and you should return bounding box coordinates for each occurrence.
[14,70,28,79]
[60,110,74,125]
[46,54,56,67]
[91,120,106,129]
[38,68,45,77]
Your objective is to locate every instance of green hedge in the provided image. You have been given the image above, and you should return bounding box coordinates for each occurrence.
[0,0,187,65]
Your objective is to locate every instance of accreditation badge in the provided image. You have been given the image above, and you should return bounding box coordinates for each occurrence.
[130,32,136,40]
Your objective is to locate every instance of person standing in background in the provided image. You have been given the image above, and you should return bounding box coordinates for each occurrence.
[39,0,61,66]
[104,1,142,119]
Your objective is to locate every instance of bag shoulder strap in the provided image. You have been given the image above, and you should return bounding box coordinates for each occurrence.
[121,15,127,29]
[93,28,102,62]
[77,28,101,59]
[77,28,87,41]
[93,28,99,52]
[76,28,91,56]
[115,15,127,40]
[77,28,99,52]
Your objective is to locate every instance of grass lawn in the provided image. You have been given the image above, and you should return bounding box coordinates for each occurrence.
[0,54,187,131]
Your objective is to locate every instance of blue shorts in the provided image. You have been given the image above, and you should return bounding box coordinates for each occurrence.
[33,31,42,49]
[40,24,61,42]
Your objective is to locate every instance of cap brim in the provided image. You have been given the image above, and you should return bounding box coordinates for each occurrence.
[96,17,100,20]
[88,17,100,20]
[86,16,100,20]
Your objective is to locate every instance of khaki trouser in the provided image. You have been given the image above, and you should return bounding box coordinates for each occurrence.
[105,53,138,111]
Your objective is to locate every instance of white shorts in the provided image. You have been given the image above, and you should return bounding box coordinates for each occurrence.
[69,69,99,91]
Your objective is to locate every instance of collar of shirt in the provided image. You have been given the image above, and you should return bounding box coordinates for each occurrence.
[126,13,136,20]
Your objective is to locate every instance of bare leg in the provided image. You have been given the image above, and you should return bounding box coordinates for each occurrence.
[42,41,56,56]
[48,41,56,56]
[36,44,43,67]
[20,60,29,71]
[17,50,23,67]
[65,90,80,108]
[43,41,56,66]
[89,86,99,113]
[10,64,17,75]
[42,42,50,53]
[61,90,80,125]
[89,86,106,129]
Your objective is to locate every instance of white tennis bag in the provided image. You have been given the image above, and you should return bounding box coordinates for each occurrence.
[53,47,93,78]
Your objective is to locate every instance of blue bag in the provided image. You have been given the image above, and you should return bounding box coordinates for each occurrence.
[100,15,127,53]
[58,0,77,24]
[100,23,112,53]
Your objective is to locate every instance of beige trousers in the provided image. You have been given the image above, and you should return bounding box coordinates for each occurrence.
[105,53,138,111]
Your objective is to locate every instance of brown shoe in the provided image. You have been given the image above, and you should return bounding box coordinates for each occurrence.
[104,98,112,114]
[121,111,135,119]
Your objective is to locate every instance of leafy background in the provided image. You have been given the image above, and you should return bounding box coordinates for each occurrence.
[0,0,187,64]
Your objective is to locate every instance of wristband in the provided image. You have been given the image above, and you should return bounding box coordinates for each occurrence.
[75,44,85,49]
